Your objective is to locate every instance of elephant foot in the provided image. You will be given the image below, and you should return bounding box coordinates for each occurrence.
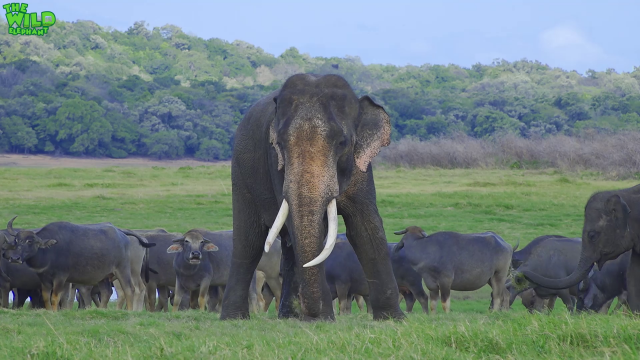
[219,309,250,321]
[300,313,336,322]
[373,309,407,321]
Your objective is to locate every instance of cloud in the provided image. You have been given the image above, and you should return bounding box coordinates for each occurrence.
[539,24,607,68]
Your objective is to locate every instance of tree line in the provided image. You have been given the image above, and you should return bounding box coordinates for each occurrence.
[1,19,639,160]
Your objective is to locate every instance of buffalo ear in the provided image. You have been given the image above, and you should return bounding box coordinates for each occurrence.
[203,243,218,252]
[354,96,391,172]
[269,120,284,171]
[605,194,630,228]
[40,239,57,248]
[167,244,183,253]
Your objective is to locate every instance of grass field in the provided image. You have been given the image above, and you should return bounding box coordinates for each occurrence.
[0,165,638,359]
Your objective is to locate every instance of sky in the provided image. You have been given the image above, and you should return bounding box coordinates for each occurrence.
[13,0,640,73]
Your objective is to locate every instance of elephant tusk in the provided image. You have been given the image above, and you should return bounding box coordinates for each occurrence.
[303,199,338,268]
[265,199,289,252]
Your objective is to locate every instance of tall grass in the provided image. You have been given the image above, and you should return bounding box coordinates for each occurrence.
[377,132,640,179]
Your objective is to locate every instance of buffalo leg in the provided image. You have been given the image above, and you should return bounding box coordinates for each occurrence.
[198,281,211,311]
[336,284,350,315]
[558,291,575,312]
[49,278,68,312]
[157,286,169,312]
[255,271,267,312]
[409,286,429,314]
[403,292,416,313]
[354,295,365,312]
[428,289,440,314]
[113,270,135,311]
[146,283,158,312]
[172,280,185,312]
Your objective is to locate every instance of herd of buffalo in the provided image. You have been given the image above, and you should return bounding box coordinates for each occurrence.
[1,73,639,321]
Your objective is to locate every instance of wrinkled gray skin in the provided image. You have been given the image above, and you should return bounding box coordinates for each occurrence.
[577,250,630,312]
[168,229,259,312]
[513,237,582,312]
[324,235,372,315]
[522,185,640,312]
[222,73,404,321]
[387,242,430,313]
[1,218,153,311]
[394,226,512,313]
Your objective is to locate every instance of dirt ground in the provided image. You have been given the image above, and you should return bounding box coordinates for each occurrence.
[0,154,230,168]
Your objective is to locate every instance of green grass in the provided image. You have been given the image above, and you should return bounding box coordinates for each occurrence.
[0,166,638,359]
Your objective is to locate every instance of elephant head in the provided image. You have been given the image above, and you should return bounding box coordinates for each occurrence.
[263,74,391,317]
[523,192,636,289]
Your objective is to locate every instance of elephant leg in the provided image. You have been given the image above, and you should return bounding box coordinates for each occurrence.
[278,232,300,319]
[626,251,640,313]
[219,190,267,321]
[78,286,92,309]
[336,284,350,315]
[340,178,404,320]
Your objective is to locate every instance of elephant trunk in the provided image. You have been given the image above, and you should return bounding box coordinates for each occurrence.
[522,252,596,290]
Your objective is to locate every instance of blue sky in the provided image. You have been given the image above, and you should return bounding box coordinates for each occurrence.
[17,0,640,73]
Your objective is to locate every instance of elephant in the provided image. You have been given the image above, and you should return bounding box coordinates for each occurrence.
[521,184,640,312]
[220,73,404,321]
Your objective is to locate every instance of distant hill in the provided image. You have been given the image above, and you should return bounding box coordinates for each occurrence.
[1,19,639,160]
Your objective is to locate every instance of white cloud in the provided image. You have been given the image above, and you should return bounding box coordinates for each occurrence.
[539,24,607,68]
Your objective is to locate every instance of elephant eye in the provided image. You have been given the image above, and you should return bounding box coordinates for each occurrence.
[588,231,599,241]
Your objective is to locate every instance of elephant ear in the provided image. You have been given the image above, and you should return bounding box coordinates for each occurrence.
[354,96,391,172]
[605,194,631,230]
[269,113,284,171]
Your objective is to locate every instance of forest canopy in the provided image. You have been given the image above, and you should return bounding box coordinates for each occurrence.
[1,19,639,160]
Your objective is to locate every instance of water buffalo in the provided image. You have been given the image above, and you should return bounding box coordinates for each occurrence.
[1,217,154,311]
[511,235,566,270]
[324,236,371,315]
[255,237,282,313]
[577,250,630,313]
[394,226,513,313]
[133,230,181,312]
[167,229,259,312]
[388,242,430,313]
[512,237,582,312]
